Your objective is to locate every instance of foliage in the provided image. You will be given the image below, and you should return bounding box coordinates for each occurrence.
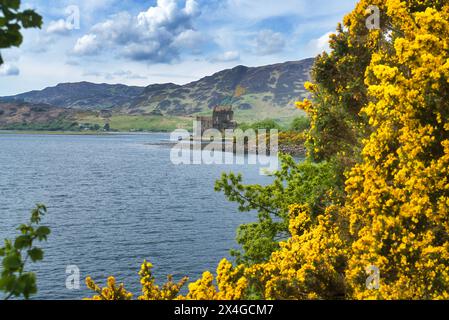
[234,85,247,99]
[180,259,247,300]
[86,259,246,301]
[85,276,133,300]
[215,155,342,265]
[85,261,188,300]
[247,0,449,300]
[0,0,43,65]
[138,261,188,300]
[278,131,306,147]
[344,0,449,299]
[289,116,310,133]
[243,204,350,299]
[0,119,81,131]
[0,204,50,300]
[238,119,283,132]
[276,117,310,155]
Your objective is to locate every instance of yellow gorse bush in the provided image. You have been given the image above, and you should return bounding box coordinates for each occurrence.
[85,259,247,300]
[345,0,449,299]
[243,204,349,300]
[85,276,133,300]
[85,0,449,300]
[138,261,188,300]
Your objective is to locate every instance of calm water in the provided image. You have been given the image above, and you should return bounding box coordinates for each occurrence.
[0,133,273,299]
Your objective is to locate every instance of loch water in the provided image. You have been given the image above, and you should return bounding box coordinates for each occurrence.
[0,133,273,299]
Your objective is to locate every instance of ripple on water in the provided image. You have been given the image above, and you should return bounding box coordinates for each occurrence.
[0,133,271,299]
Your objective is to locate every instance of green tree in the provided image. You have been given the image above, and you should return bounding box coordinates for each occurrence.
[0,0,43,65]
[215,155,341,265]
[238,119,283,132]
[0,204,50,300]
[289,116,310,132]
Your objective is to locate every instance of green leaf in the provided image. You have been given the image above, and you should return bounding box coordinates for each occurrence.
[0,274,17,291]
[5,27,23,47]
[30,204,47,224]
[17,223,31,234]
[18,273,37,299]
[19,10,43,29]
[2,254,22,271]
[28,248,43,262]
[35,226,50,240]
[4,0,21,10]
[22,10,43,29]
[14,235,32,249]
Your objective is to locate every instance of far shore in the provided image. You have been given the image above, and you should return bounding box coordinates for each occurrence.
[0,130,110,135]
[0,130,173,136]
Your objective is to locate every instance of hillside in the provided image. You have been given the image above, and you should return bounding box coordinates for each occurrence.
[0,101,83,130]
[127,58,314,121]
[3,82,146,110]
[0,101,73,125]
[1,58,314,130]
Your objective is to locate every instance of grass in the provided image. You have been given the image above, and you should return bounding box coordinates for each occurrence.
[93,111,304,132]
[0,106,305,134]
[75,114,194,132]
[0,130,107,135]
[110,115,193,132]
[234,109,305,128]
[189,97,306,129]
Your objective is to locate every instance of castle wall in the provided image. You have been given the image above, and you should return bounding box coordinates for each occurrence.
[195,106,237,137]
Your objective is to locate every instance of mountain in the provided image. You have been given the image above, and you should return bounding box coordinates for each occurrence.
[3,82,146,110]
[3,59,313,117]
[126,58,314,117]
[0,101,77,127]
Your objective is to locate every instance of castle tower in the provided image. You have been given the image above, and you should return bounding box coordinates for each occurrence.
[212,106,236,132]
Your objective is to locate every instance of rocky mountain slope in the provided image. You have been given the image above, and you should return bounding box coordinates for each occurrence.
[3,82,145,110]
[3,58,314,118]
[0,101,77,127]
[126,58,313,116]
[0,102,68,124]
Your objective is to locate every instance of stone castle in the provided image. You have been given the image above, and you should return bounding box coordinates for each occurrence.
[195,106,237,135]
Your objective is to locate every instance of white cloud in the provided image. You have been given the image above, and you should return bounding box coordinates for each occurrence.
[309,31,333,55]
[46,19,74,35]
[74,34,100,55]
[137,0,200,28]
[173,30,205,53]
[73,0,203,62]
[82,69,147,80]
[111,70,147,80]
[255,29,285,55]
[211,50,240,62]
[0,64,20,76]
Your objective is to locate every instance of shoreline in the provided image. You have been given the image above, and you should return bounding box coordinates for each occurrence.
[0,130,110,135]
[0,130,172,136]
[0,130,307,156]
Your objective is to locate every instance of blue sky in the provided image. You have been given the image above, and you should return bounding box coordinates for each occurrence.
[0,0,357,96]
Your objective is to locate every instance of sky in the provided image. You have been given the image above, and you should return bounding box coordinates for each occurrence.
[0,0,358,96]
